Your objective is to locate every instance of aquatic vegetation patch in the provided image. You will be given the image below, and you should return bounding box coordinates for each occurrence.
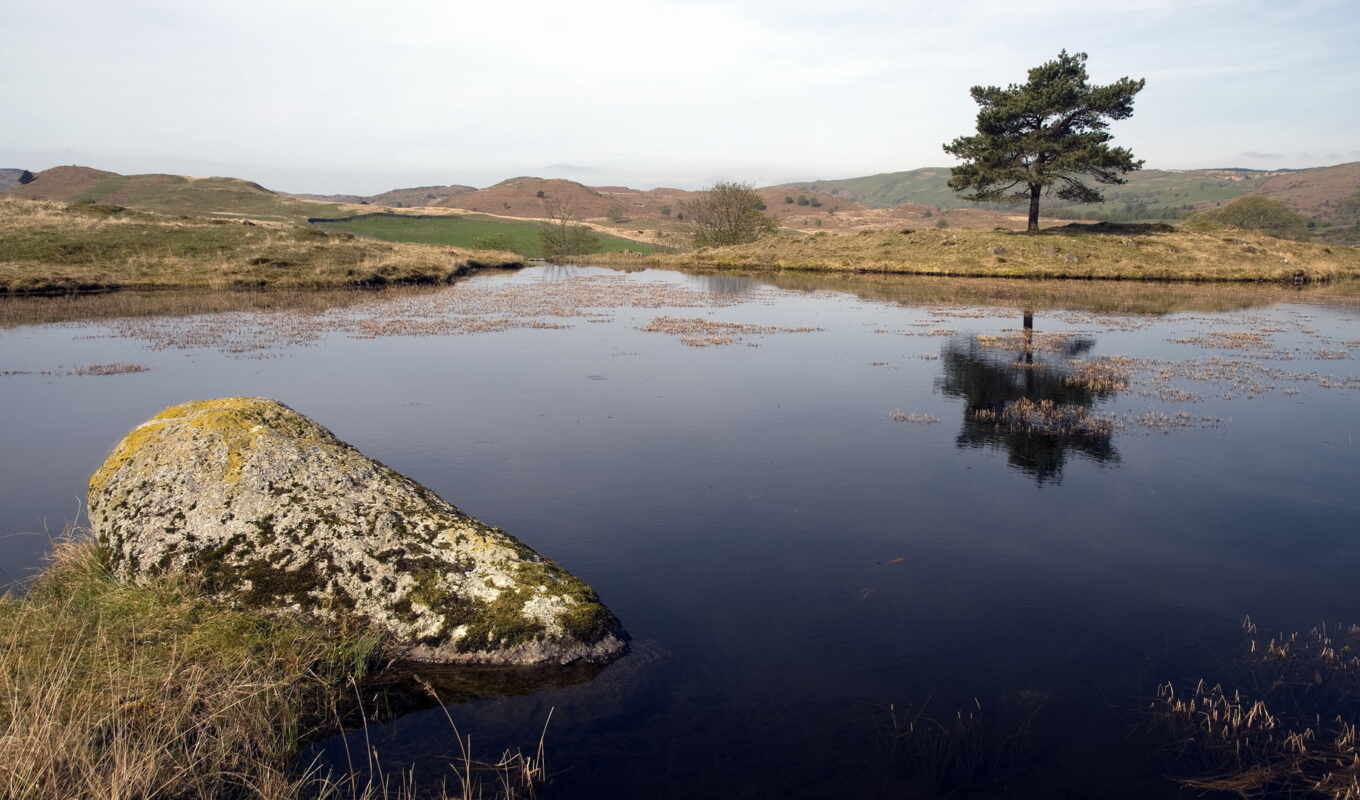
[972,398,1115,438]
[1170,330,1274,350]
[885,693,1048,793]
[640,315,820,347]
[0,361,150,377]
[82,274,785,356]
[888,409,940,424]
[1154,617,1360,800]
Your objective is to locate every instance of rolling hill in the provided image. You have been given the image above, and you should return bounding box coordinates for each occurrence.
[292,184,477,208]
[7,166,346,221]
[778,167,1278,220]
[778,163,1360,227]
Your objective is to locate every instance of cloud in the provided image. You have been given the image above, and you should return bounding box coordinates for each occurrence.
[1241,151,1284,160]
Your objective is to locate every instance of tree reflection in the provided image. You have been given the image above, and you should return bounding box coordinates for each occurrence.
[693,273,759,297]
[936,312,1120,484]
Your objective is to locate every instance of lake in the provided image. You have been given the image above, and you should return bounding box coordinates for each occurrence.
[3,266,1359,798]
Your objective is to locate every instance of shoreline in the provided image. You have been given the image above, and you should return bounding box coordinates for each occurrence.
[565,225,1360,284]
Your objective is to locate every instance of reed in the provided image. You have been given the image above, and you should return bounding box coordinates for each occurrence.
[885,693,1046,792]
[1154,616,1360,799]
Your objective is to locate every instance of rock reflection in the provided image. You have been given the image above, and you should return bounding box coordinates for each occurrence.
[937,312,1120,483]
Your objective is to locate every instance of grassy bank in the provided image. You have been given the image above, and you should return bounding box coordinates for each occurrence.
[0,536,546,799]
[313,212,663,257]
[0,199,523,294]
[572,224,1360,282]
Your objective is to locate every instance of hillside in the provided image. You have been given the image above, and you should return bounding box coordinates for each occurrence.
[1255,162,1360,221]
[428,177,1036,236]
[292,184,477,208]
[779,167,1283,219]
[780,162,1360,228]
[7,166,347,221]
[0,197,520,294]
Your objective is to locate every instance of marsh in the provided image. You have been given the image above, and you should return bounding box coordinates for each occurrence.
[2,267,1359,798]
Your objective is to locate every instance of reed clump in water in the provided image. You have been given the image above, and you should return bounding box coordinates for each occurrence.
[886,693,1047,792]
[1155,616,1360,799]
[971,397,1115,438]
[0,533,549,800]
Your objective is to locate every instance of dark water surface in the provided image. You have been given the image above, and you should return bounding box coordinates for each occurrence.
[3,267,1359,798]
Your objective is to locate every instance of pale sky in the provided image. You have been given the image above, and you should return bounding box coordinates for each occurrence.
[4,0,1357,194]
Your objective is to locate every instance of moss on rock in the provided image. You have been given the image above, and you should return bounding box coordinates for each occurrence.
[87,397,627,666]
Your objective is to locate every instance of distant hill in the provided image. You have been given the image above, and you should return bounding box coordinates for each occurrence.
[292,184,477,208]
[1254,162,1360,221]
[0,169,34,192]
[777,167,1287,220]
[7,166,344,221]
[778,163,1360,228]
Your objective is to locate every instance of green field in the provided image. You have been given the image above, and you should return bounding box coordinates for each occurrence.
[312,213,663,257]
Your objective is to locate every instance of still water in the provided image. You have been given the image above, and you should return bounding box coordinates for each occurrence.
[2,267,1359,797]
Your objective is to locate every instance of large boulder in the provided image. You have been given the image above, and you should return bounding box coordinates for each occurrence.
[87,398,627,666]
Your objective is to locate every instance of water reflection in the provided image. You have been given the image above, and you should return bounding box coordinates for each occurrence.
[937,312,1120,483]
[690,272,759,297]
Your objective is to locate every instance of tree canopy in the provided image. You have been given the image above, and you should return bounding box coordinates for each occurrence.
[681,182,776,248]
[943,51,1145,232]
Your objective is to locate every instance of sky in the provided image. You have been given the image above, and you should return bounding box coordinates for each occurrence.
[4,0,1358,194]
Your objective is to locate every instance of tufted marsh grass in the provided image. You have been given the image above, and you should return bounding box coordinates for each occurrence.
[0,532,550,800]
[569,225,1360,283]
[0,198,523,295]
[1154,617,1360,799]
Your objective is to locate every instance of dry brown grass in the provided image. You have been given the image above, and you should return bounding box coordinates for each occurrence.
[572,226,1360,283]
[0,534,547,800]
[1155,618,1360,799]
[0,198,522,295]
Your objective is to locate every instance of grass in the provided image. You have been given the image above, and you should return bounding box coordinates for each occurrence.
[573,223,1360,283]
[312,213,664,258]
[0,199,523,294]
[0,533,549,800]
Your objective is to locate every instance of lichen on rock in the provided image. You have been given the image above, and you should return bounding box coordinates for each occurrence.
[87,397,628,666]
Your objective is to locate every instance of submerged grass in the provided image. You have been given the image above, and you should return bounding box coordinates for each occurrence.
[0,534,547,800]
[572,225,1360,283]
[0,199,522,295]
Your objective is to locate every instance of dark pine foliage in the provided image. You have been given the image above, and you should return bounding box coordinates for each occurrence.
[944,51,1145,232]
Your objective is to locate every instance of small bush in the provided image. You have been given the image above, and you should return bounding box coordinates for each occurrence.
[539,222,599,259]
[784,196,794,204]
[660,205,672,217]
[1186,195,1309,239]
[535,189,545,198]
[680,182,777,248]
[797,196,811,206]
[935,218,950,229]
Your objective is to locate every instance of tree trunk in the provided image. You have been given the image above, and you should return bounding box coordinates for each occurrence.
[1027,184,1041,233]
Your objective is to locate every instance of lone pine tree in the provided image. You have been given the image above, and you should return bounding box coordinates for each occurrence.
[944,51,1145,232]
